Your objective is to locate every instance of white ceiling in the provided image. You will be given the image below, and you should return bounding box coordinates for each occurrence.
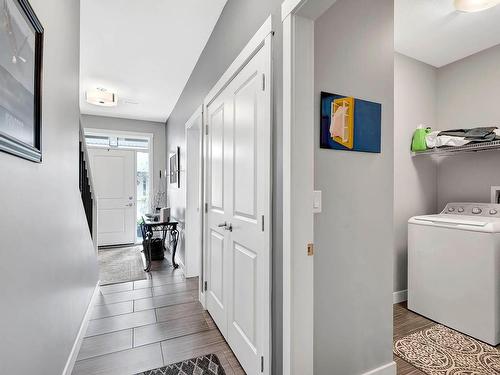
[80,0,227,123]
[395,0,500,67]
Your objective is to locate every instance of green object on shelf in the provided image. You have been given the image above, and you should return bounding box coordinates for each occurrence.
[411,125,431,152]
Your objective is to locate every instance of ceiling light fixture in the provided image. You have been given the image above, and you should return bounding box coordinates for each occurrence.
[86,88,118,107]
[454,0,500,12]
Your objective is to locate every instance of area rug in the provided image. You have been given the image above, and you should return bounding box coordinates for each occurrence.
[137,354,225,375]
[394,324,500,375]
[98,245,147,285]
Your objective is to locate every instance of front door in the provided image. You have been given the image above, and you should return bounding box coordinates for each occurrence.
[205,39,271,375]
[88,148,136,246]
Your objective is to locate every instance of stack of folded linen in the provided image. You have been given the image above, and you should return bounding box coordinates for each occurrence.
[426,127,499,148]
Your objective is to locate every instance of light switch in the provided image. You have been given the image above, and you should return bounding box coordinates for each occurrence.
[313,190,322,213]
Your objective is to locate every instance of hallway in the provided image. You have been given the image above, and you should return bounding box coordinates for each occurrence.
[72,259,245,375]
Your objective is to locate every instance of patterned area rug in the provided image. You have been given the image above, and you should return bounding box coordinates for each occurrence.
[137,354,225,375]
[394,324,500,374]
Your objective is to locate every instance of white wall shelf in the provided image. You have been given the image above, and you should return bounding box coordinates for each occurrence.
[412,140,500,157]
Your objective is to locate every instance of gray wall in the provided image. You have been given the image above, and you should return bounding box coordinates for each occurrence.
[393,53,437,293]
[314,1,395,374]
[165,1,283,373]
[80,114,167,208]
[436,44,500,208]
[0,0,99,373]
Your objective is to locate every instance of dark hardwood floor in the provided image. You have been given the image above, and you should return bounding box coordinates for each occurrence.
[393,302,431,375]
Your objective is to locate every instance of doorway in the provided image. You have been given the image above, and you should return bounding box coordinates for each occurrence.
[85,129,154,284]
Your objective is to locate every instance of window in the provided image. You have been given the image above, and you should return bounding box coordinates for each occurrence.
[85,135,149,150]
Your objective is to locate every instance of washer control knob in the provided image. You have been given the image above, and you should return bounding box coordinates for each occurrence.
[472,207,482,214]
[457,207,464,213]
[448,207,455,212]
[490,209,498,215]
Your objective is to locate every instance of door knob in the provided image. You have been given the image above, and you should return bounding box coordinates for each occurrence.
[125,203,134,207]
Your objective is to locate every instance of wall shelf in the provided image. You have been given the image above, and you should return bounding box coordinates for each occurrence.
[412,140,500,157]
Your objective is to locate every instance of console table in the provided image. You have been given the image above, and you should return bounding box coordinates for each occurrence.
[141,218,179,272]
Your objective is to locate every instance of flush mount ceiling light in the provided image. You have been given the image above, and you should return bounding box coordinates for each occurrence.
[85,88,118,107]
[454,0,500,12]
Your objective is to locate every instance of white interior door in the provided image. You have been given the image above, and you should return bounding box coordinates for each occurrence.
[205,37,271,375]
[88,148,136,246]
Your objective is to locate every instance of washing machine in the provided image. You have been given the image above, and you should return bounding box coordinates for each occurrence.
[408,202,500,346]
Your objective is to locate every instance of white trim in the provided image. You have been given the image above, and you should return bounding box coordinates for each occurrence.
[393,289,408,304]
[184,106,204,279]
[362,361,397,375]
[281,1,337,374]
[204,16,274,107]
[62,281,100,375]
[281,0,338,21]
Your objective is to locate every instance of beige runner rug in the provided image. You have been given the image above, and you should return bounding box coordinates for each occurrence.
[394,324,500,374]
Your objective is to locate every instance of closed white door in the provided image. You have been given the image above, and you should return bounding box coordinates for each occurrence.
[205,40,271,375]
[88,148,136,246]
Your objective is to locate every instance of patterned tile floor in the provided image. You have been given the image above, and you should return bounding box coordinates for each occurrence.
[72,255,245,375]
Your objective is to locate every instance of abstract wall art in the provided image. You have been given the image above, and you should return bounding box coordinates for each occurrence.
[320,91,381,153]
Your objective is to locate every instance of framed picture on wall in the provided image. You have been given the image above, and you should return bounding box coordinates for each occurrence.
[169,146,180,188]
[0,0,44,162]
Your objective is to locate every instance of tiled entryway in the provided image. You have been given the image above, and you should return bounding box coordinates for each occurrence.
[72,259,245,375]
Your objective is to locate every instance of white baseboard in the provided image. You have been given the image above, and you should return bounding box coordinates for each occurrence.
[393,289,408,304]
[362,361,397,375]
[62,281,100,375]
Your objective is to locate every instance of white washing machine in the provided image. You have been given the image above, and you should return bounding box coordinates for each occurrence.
[408,202,500,346]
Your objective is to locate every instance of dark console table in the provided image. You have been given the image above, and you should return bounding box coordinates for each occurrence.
[141,218,179,272]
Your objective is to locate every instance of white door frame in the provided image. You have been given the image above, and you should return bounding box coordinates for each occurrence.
[185,106,204,281]
[281,1,337,374]
[202,15,274,374]
[84,128,154,244]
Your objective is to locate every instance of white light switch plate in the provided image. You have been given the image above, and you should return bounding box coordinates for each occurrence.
[313,190,322,213]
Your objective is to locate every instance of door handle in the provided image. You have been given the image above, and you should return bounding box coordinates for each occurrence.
[125,203,134,207]
[217,222,232,232]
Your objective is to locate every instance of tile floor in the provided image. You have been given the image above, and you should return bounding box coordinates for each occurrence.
[72,259,245,375]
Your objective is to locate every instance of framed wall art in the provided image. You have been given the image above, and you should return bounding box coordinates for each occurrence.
[320,91,381,153]
[0,0,44,162]
[169,146,180,188]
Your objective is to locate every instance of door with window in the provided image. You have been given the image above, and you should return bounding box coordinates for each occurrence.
[88,148,136,246]
[205,37,271,375]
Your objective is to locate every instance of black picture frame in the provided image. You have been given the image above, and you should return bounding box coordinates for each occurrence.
[169,146,180,188]
[0,0,44,162]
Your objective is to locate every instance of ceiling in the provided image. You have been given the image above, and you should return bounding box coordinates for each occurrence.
[80,0,227,123]
[395,0,500,67]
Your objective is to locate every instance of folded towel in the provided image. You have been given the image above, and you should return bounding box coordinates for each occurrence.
[426,131,470,148]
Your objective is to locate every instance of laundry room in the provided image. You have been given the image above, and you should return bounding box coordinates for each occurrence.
[393,0,500,373]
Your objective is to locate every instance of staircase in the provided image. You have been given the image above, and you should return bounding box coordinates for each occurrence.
[79,126,98,248]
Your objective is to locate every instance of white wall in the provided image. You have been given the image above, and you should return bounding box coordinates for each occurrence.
[393,53,437,294]
[80,114,167,208]
[436,44,500,209]
[314,1,395,373]
[0,1,99,374]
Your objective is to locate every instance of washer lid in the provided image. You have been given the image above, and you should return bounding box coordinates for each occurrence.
[413,215,488,227]
[409,214,500,232]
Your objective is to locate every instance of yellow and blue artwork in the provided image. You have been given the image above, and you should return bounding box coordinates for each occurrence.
[320,91,381,153]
